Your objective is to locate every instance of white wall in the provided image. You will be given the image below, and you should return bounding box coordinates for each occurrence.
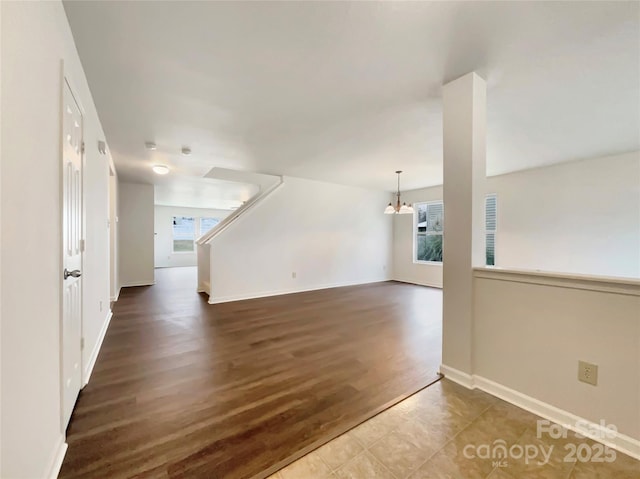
[489,151,639,278]
[119,182,155,287]
[154,205,230,268]
[393,151,640,287]
[1,1,112,477]
[392,186,443,287]
[82,138,112,387]
[473,270,640,447]
[209,177,393,303]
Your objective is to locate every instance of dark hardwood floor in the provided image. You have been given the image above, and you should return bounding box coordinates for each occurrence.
[60,267,442,479]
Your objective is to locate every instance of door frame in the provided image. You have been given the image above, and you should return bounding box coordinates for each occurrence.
[59,61,87,431]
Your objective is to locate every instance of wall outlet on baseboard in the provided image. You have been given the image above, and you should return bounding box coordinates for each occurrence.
[292,272,296,279]
[578,360,598,386]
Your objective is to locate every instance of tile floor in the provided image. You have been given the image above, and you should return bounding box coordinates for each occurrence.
[267,379,639,479]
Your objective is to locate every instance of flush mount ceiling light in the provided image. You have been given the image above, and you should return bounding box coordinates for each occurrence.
[384,170,414,215]
[152,165,170,175]
[145,141,157,150]
[181,146,191,156]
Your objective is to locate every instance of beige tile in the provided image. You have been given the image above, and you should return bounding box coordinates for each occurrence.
[489,399,541,428]
[391,391,431,416]
[437,426,514,477]
[408,444,492,479]
[401,415,457,452]
[375,404,414,429]
[488,465,568,478]
[568,446,640,479]
[350,414,397,448]
[293,378,639,479]
[438,391,494,423]
[279,450,332,479]
[369,430,433,478]
[334,452,395,479]
[414,405,472,431]
[464,408,530,445]
[316,432,364,470]
[509,427,579,474]
[265,472,282,479]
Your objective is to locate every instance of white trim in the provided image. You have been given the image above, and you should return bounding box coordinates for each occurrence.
[110,286,121,302]
[439,364,475,389]
[208,279,389,305]
[438,365,640,460]
[198,177,284,246]
[392,279,443,289]
[473,267,640,296]
[120,281,155,288]
[82,310,112,387]
[473,376,640,460]
[46,436,67,479]
[198,280,211,295]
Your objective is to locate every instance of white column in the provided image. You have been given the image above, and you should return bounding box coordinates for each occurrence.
[441,72,487,379]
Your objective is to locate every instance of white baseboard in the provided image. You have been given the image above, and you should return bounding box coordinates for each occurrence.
[110,287,121,302]
[439,364,640,460]
[46,436,67,479]
[439,364,475,388]
[83,310,112,387]
[392,278,443,289]
[208,279,389,304]
[197,280,211,295]
[120,281,155,288]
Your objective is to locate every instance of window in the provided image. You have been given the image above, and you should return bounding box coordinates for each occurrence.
[415,201,443,263]
[173,216,196,253]
[172,216,221,253]
[172,216,196,252]
[200,217,219,235]
[485,194,497,266]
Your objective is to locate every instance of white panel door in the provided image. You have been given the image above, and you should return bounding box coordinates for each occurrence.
[62,79,83,428]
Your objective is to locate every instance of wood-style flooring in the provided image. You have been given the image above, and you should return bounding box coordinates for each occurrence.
[59,267,442,479]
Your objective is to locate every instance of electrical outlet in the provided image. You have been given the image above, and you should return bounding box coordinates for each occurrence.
[292,272,297,279]
[578,360,598,386]
[99,301,103,312]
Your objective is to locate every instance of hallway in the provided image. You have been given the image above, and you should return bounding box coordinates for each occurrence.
[60,267,442,478]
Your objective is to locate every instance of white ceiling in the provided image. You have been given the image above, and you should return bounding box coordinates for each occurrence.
[64,1,639,194]
[153,177,257,211]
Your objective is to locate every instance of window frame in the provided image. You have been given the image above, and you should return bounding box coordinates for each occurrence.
[413,200,444,265]
[171,215,220,254]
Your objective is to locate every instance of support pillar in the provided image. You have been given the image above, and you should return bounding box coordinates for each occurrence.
[441,72,487,380]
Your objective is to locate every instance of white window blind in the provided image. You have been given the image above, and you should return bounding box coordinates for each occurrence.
[485,194,497,266]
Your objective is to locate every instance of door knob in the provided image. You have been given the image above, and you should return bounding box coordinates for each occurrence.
[64,268,82,280]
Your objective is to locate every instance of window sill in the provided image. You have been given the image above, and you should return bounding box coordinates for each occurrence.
[414,261,443,266]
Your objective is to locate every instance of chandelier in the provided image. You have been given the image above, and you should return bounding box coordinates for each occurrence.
[384,170,414,214]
